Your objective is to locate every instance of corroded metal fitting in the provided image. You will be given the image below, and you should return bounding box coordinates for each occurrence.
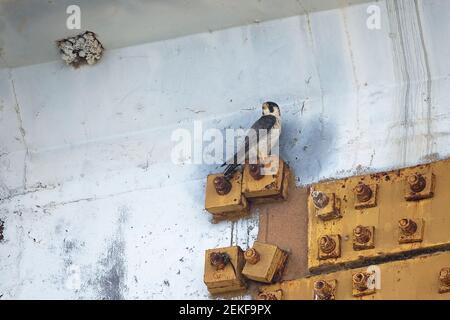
[353,225,372,244]
[319,235,336,254]
[439,268,450,286]
[353,272,369,292]
[311,191,329,209]
[258,292,279,300]
[244,248,260,265]
[209,252,230,270]
[249,164,264,180]
[399,218,417,235]
[213,176,232,195]
[355,183,373,202]
[408,173,427,193]
[314,280,334,300]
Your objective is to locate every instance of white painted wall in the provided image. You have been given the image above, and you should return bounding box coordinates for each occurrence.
[1,0,450,299]
[0,0,373,68]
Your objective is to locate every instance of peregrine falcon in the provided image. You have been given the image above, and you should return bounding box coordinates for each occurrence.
[222,101,281,179]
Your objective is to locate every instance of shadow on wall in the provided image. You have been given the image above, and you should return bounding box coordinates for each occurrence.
[280,108,336,186]
[188,102,338,204]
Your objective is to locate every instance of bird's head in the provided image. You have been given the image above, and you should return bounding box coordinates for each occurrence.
[262,101,281,117]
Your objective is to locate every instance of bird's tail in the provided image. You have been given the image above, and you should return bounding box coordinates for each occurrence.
[223,163,239,179]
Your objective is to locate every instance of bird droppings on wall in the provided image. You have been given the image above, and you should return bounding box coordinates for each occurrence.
[93,205,129,300]
[0,219,4,242]
[94,237,127,300]
[56,31,104,68]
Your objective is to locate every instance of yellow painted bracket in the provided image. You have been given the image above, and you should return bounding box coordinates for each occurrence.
[205,172,249,221]
[259,251,450,300]
[204,246,247,294]
[307,161,449,272]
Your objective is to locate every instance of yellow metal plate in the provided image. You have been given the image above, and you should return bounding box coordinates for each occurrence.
[204,246,246,294]
[205,172,248,216]
[308,160,449,272]
[242,241,287,283]
[242,156,286,199]
[260,251,450,300]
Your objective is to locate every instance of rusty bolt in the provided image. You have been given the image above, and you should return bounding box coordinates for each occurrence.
[353,272,369,292]
[399,218,417,235]
[439,268,450,286]
[314,280,334,300]
[353,225,372,244]
[319,235,336,254]
[209,252,230,270]
[213,176,232,195]
[258,292,279,300]
[244,248,260,265]
[249,164,264,180]
[355,183,373,203]
[407,173,427,193]
[311,191,329,209]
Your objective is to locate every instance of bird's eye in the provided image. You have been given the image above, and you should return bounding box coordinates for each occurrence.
[268,105,274,113]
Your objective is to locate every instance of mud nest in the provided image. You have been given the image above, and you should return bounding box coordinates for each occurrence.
[57,31,104,68]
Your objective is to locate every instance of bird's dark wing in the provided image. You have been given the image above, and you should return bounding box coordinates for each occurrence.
[222,115,277,177]
[250,115,277,131]
[246,114,277,150]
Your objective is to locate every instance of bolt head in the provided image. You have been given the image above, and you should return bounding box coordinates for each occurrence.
[319,236,328,246]
[353,273,365,284]
[319,235,336,254]
[311,191,330,209]
[408,174,419,184]
[399,218,409,227]
[213,176,232,195]
[440,268,450,279]
[355,184,364,193]
[398,218,417,235]
[407,173,427,193]
[314,280,325,290]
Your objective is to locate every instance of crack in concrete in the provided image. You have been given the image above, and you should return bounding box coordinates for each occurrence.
[9,70,29,190]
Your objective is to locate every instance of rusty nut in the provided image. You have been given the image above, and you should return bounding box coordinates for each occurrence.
[249,164,264,180]
[355,183,373,203]
[213,176,232,195]
[399,218,417,235]
[319,235,336,254]
[407,173,427,193]
[353,225,372,244]
[209,252,230,270]
[311,191,329,209]
[258,291,280,300]
[439,268,450,287]
[244,248,260,265]
[353,272,370,292]
[313,280,334,300]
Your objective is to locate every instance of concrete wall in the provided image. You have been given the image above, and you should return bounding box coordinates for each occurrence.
[0,0,373,68]
[1,0,450,299]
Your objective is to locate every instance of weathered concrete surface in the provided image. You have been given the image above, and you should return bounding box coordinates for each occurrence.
[0,0,373,68]
[1,0,450,299]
